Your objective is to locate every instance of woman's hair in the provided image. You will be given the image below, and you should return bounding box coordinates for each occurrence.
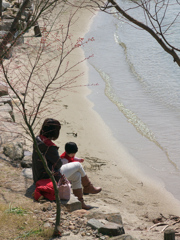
[40,118,61,140]
[65,142,78,154]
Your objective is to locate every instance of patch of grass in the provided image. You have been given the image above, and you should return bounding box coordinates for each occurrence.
[0,203,53,240]
[5,204,29,216]
[6,204,28,216]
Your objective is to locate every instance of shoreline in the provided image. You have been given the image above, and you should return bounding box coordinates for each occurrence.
[55,5,180,239]
[83,5,180,203]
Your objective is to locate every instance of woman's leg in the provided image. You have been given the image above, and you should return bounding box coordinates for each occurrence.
[61,162,91,210]
[61,162,86,189]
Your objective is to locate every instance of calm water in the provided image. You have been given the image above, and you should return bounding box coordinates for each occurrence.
[83,1,180,200]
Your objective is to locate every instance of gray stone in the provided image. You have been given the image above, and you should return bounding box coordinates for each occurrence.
[0,84,8,96]
[0,103,12,113]
[110,235,138,240]
[44,222,51,228]
[0,121,24,144]
[0,103,14,121]
[2,9,15,19]
[24,150,32,156]
[22,168,33,179]
[3,142,24,160]
[2,1,11,10]
[87,218,104,230]
[0,19,14,31]
[87,218,125,237]
[63,193,82,212]
[87,218,125,236]
[0,111,13,122]
[21,155,32,168]
[106,213,123,225]
[98,220,125,236]
[0,30,8,39]
[0,95,13,108]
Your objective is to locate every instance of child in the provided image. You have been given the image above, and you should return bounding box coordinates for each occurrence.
[60,142,84,164]
[60,141,102,209]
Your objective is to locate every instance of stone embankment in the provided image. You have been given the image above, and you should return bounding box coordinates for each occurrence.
[0,0,39,162]
[0,0,41,59]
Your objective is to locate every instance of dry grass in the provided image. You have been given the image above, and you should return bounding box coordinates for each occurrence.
[0,202,54,240]
[0,159,55,240]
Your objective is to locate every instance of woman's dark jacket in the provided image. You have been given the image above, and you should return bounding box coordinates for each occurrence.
[32,136,62,183]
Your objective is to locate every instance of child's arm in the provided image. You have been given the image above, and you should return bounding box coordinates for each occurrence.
[74,157,84,163]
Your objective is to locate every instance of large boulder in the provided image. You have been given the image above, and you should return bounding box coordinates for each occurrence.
[3,142,24,160]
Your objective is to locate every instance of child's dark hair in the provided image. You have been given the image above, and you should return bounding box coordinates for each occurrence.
[65,142,78,154]
[40,118,61,140]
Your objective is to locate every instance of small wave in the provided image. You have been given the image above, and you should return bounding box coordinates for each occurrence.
[91,64,179,171]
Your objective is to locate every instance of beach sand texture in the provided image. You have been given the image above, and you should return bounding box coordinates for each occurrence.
[4,1,180,239]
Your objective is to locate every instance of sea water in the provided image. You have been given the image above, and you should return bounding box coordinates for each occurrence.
[83,1,180,200]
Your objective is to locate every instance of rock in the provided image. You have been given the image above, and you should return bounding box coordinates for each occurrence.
[0,111,13,122]
[0,103,14,121]
[2,1,11,11]
[98,220,125,236]
[87,218,125,237]
[22,168,33,179]
[44,222,51,228]
[106,213,123,225]
[87,218,104,229]
[0,121,24,144]
[3,142,24,160]
[0,84,8,96]
[64,193,82,212]
[0,19,14,31]
[110,235,138,240]
[0,30,8,39]
[2,9,15,19]
[0,95,13,108]
[21,155,32,168]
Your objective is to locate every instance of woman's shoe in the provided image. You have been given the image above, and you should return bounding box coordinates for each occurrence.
[81,175,102,195]
[73,188,92,210]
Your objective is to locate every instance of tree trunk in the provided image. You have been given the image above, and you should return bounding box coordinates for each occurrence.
[164,229,175,240]
[0,0,2,18]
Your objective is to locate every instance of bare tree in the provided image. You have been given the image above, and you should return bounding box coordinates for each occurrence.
[70,0,180,66]
[0,1,94,237]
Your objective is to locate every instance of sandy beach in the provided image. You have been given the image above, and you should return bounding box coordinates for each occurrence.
[5,1,180,239]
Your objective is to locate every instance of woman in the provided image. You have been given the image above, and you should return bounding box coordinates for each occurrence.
[32,118,101,209]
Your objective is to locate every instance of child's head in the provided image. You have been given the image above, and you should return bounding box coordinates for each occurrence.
[65,142,78,157]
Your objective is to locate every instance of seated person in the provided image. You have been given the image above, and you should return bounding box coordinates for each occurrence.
[32,118,102,210]
[60,142,84,164]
